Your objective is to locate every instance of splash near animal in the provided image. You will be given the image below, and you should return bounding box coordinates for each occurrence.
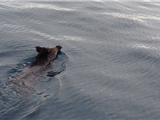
[8,45,63,94]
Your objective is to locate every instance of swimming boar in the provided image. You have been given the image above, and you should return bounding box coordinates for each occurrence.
[8,45,62,94]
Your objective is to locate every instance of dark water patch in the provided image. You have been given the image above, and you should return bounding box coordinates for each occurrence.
[47,71,61,77]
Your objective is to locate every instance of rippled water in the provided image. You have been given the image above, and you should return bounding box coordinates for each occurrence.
[0,1,160,120]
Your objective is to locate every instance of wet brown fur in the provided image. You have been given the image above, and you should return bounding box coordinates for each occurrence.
[32,45,62,66]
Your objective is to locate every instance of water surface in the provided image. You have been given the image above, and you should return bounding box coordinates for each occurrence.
[0,1,160,120]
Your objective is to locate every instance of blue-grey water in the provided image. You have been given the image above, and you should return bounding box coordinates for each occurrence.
[0,1,160,120]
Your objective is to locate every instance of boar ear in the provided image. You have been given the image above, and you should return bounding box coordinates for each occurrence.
[35,46,49,54]
[56,45,62,50]
[36,46,42,53]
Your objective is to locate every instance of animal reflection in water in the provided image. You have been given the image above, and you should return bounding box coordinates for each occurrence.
[8,45,66,95]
